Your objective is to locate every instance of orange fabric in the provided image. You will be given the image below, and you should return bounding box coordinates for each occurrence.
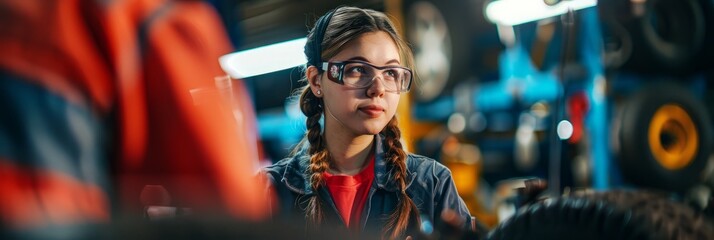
[129,1,269,219]
[0,160,109,229]
[0,0,114,110]
[101,0,154,165]
[0,0,271,227]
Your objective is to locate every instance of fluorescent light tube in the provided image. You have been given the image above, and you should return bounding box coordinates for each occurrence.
[485,0,597,26]
[219,38,307,79]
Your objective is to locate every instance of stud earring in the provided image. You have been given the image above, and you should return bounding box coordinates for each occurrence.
[317,90,321,95]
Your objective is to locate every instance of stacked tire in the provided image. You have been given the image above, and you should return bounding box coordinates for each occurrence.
[600,0,713,74]
[618,82,713,193]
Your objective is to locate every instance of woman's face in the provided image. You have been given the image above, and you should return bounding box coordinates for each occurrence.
[311,31,402,137]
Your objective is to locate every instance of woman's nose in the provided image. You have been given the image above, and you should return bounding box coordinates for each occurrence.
[366,75,386,98]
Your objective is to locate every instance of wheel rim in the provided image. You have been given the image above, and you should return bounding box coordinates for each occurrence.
[648,104,698,170]
[407,1,451,101]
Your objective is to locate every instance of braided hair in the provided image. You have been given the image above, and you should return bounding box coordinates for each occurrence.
[381,116,419,238]
[293,6,418,239]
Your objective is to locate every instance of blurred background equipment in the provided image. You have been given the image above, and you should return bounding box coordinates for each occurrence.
[403,0,482,102]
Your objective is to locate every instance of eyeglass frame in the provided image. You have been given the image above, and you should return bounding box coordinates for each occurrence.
[320,60,413,93]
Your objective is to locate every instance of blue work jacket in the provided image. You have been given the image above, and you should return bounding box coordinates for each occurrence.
[264,135,475,237]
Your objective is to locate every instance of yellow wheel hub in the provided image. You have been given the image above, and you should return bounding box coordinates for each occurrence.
[648,104,698,170]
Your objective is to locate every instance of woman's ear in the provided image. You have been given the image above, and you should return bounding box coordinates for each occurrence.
[306,66,322,97]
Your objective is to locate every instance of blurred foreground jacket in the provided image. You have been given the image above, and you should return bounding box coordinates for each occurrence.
[0,0,269,231]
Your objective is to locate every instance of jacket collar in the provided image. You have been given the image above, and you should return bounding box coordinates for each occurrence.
[281,135,414,195]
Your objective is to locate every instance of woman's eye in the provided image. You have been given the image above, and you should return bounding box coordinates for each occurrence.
[385,70,398,77]
[347,66,366,74]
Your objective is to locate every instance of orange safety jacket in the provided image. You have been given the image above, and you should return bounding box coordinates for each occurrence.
[0,0,269,230]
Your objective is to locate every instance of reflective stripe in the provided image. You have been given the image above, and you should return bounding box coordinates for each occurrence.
[0,72,108,189]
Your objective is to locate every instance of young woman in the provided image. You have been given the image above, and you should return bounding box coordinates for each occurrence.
[264,6,476,239]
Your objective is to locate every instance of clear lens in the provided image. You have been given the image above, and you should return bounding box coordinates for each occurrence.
[341,62,411,92]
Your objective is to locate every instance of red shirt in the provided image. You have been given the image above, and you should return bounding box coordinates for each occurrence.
[323,155,375,230]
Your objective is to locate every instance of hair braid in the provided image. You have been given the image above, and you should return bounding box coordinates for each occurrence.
[382,116,420,239]
[299,89,331,225]
[294,5,418,236]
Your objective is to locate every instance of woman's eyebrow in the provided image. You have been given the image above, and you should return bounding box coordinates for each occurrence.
[384,59,400,65]
[346,56,369,62]
[345,56,401,65]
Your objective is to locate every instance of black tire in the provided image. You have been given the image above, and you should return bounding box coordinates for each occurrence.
[601,18,633,70]
[605,0,707,74]
[619,82,712,192]
[697,0,714,69]
[403,0,476,102]
[488,190,714,240]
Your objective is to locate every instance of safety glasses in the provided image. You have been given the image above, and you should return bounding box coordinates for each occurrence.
[321,60,413,93]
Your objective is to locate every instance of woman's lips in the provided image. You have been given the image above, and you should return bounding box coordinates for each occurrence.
[359,106,384,117]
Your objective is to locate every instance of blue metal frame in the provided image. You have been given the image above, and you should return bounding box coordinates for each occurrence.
[579,7,610,189]
[409,4,612,191]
